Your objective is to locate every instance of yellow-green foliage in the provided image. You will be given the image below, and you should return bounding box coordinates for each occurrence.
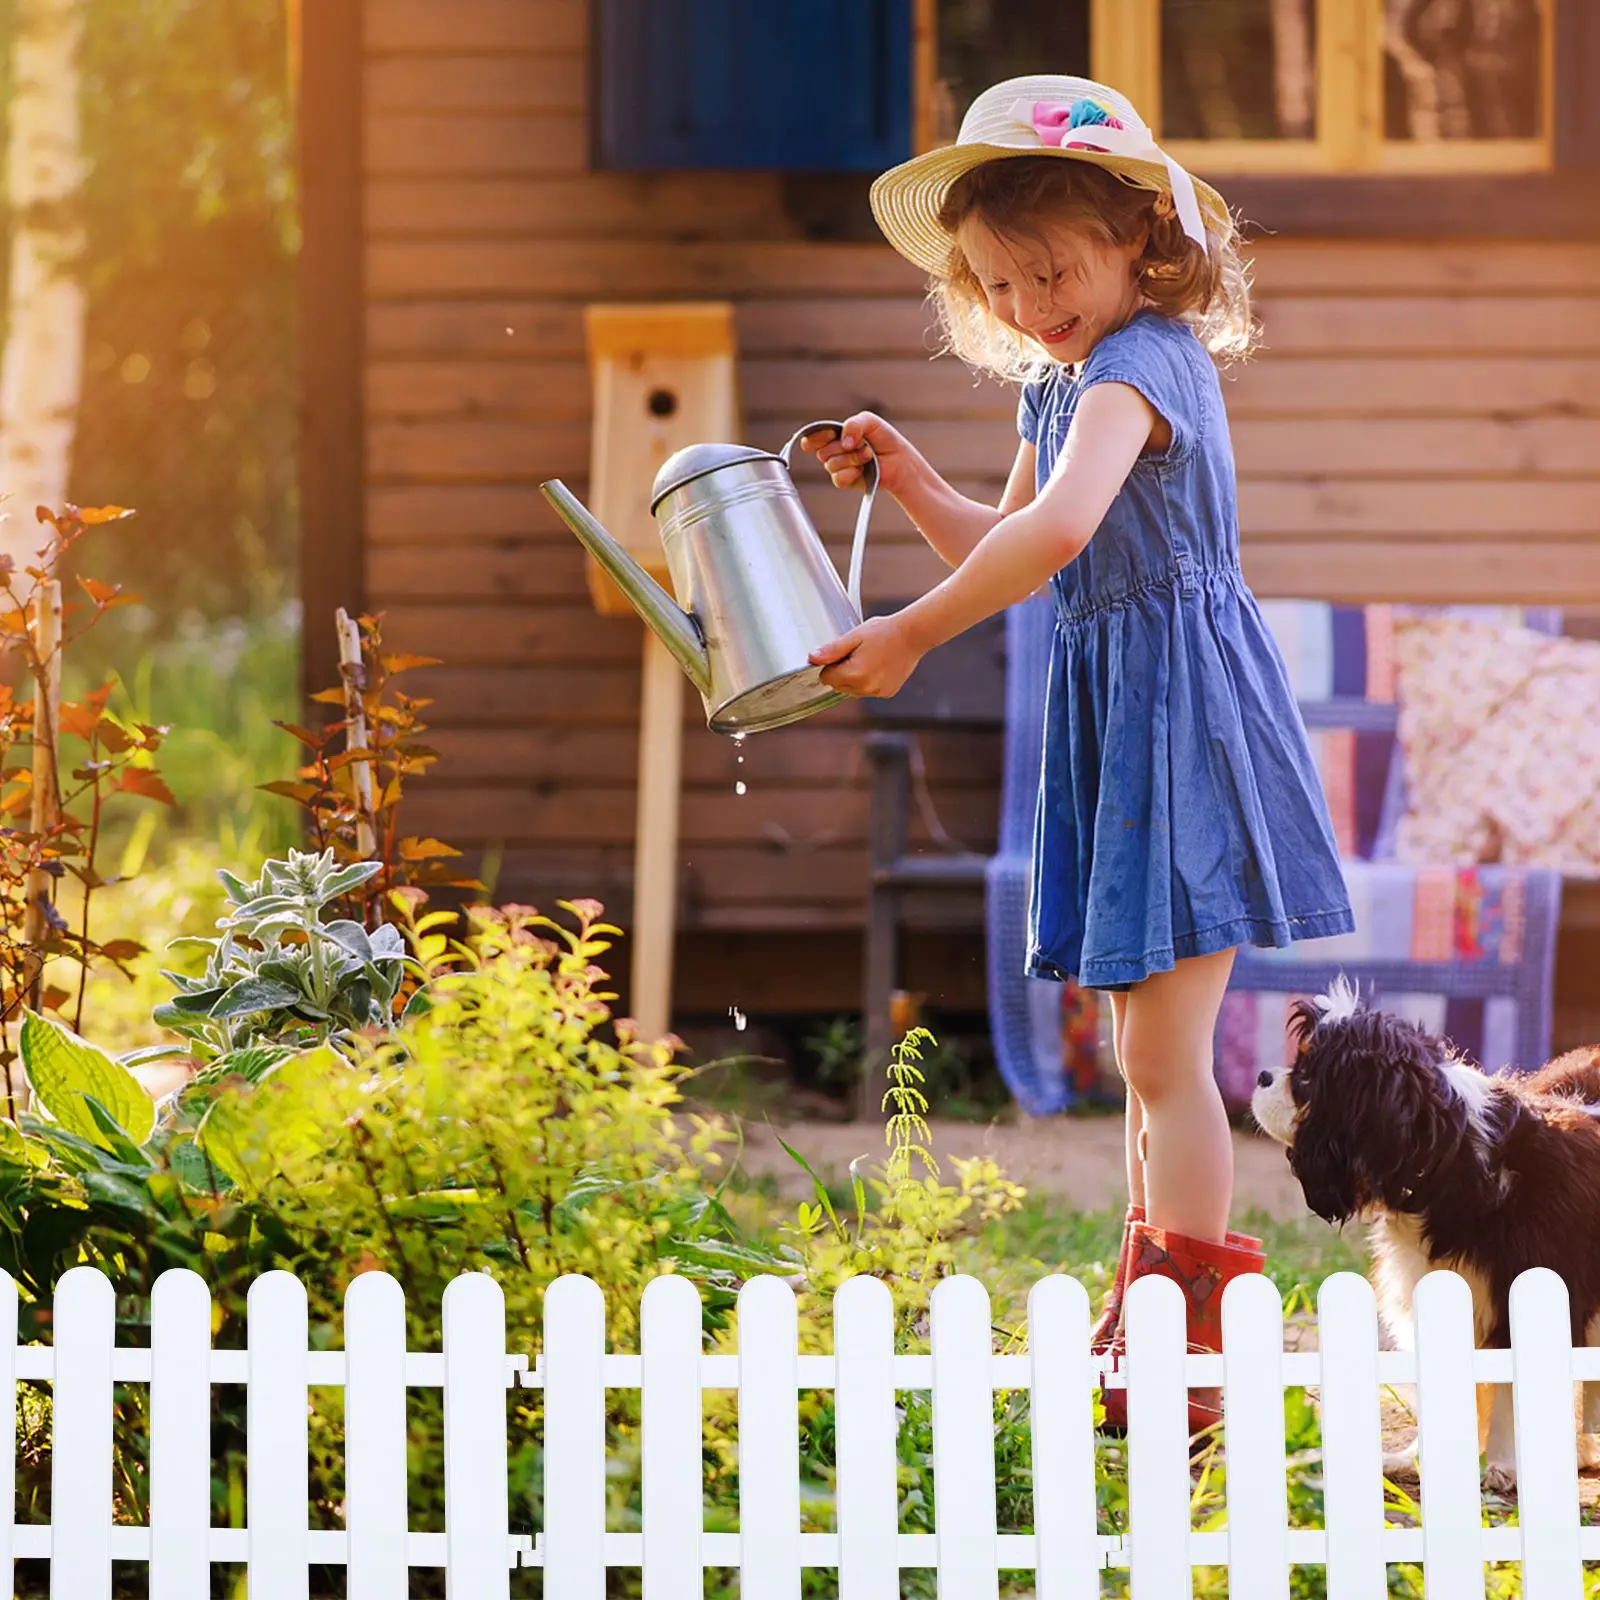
[189,897,733,1348]
[699,1030,1028,1524]
[784,1027,1025,1329]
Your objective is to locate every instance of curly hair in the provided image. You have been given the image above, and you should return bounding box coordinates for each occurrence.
[930,156,1256,382]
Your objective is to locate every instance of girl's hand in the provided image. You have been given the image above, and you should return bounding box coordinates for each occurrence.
[809,613,923,700]
[799,412,918,498]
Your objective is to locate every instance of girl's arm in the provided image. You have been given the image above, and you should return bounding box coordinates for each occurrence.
[893,438,1038,568]
[805,413,1035,569]
[810,382,1156,697]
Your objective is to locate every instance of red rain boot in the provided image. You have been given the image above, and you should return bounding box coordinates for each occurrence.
[1097,1221,1266,1437]
[1090,1207,1261,1353]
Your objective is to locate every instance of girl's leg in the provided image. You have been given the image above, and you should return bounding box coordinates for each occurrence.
[1108,992,1145,1212]
[1115,948,1236,1243]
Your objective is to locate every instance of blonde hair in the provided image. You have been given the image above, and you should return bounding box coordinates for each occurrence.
[930,156,1256,382]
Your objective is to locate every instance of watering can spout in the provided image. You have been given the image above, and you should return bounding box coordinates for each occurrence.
[540,480,712,696]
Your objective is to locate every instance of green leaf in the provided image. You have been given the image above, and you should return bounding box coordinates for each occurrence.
[772,1128,841,1237]
[149,1002,208,1035]
[166,1137,232,1194]
[167,988,229,1015]
[401,984,433,1022]
[81,1096,155,1170]
[325,920,373,963]
[119,1043,192,1068]
[215,1044,293,1083]
[208,978,303,1020]
[322,861,383,900]
[668,1236,802,1276]
[217,868,254,905]
[387,1188,482,1220]
[21,1012,156,1150]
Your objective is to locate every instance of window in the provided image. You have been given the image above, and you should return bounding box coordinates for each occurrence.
[925,0,1554,173]
[593,0,914,173]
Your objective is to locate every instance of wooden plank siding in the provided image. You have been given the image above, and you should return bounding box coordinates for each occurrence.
[361,0,1600,980]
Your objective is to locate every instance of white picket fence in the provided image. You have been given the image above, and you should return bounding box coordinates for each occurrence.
[3,1264,1599,1596]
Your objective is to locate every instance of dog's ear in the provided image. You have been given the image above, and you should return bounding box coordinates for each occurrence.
[1287,1109,1365,1224]
[1359,1024,1465,1209]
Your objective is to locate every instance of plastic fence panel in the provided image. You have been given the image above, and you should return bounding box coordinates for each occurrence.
[345,1271,409,1600]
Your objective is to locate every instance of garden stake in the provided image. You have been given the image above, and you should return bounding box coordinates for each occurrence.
[335,606,377,860]
[22,578,61,1023]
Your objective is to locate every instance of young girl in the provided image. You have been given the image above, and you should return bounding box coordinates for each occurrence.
[805,75,1354,1432]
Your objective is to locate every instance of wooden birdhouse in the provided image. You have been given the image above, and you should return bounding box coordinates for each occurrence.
[582,303,740,617]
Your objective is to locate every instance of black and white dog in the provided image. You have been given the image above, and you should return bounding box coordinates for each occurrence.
[1251,977,1600,1488]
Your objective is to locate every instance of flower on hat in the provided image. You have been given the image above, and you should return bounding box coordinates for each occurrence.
[1027,97,1126,153]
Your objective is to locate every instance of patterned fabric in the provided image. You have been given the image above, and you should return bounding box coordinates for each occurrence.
[1217,986,1529,1105]
[1215,604,1565,1102]
[1393,617,1600,874]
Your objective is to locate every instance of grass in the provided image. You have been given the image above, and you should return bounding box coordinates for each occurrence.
[983,1193,1370,1296]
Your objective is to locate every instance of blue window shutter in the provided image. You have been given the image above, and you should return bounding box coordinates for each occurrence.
[594,0,913,172]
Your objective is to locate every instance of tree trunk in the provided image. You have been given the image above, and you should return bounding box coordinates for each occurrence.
[0,0,86,572]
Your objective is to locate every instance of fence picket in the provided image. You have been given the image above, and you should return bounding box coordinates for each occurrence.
[248,1269,310,1597]
[1317,1272,1387,1598]
[345,1272,409,1600]
[8,1260,1600,1590]
[52,1265,114,1599]
[834,1275,898,1600]
[1413,1269,1485,1593]
[150,1270,212,1599]
[1025,1274,1098,1600]
[1510,1268,1582,1596]
[1123,1272,1190,1599]
[738,1275,801,1600]
[641,1274,704,1600]
[443,1271,511,1599]
[0,1270,17,1594]
[930,1275,999,1600]
[1222,1274,1289,1597]
[543,1275,607,1600]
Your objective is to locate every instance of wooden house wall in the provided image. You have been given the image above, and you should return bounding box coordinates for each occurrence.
[361,0,1600,1013]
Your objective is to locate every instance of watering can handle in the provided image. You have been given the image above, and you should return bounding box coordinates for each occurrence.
[779,420,877,618]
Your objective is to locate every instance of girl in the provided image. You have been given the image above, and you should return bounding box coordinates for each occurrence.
[805,75,1354,1433]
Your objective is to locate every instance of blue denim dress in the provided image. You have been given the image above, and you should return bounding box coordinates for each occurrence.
[1020,310,1353,990]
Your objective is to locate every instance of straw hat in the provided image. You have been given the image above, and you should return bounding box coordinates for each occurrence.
[870,75,1231,277]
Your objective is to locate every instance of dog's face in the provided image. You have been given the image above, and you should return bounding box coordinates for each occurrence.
[1250,980,1496,1225]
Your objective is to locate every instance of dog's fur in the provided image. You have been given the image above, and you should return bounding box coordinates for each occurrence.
[1250,978,1600,1488]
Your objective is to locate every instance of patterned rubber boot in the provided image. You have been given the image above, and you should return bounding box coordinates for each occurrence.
[1097,1221,1266,1437]
[1090,1207,1262,1353]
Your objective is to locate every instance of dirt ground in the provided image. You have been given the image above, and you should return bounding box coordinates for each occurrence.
[735,1112,1309,1218]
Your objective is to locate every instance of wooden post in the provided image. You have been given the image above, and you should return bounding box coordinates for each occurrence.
[23,580,61,1023]
[584,304,739,1041]
[335,607,377,860]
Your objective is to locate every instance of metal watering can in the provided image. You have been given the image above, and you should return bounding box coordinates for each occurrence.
[541,421,878,735]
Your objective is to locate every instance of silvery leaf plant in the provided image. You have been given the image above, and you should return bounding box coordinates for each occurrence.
[152,848,415,1086]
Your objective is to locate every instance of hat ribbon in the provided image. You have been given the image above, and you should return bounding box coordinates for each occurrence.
[1009,99,1210,254]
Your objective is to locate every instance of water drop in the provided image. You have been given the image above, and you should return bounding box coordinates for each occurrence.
[730,1006,747,1032]
[505,326,515,336]
[735,780,747,796]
